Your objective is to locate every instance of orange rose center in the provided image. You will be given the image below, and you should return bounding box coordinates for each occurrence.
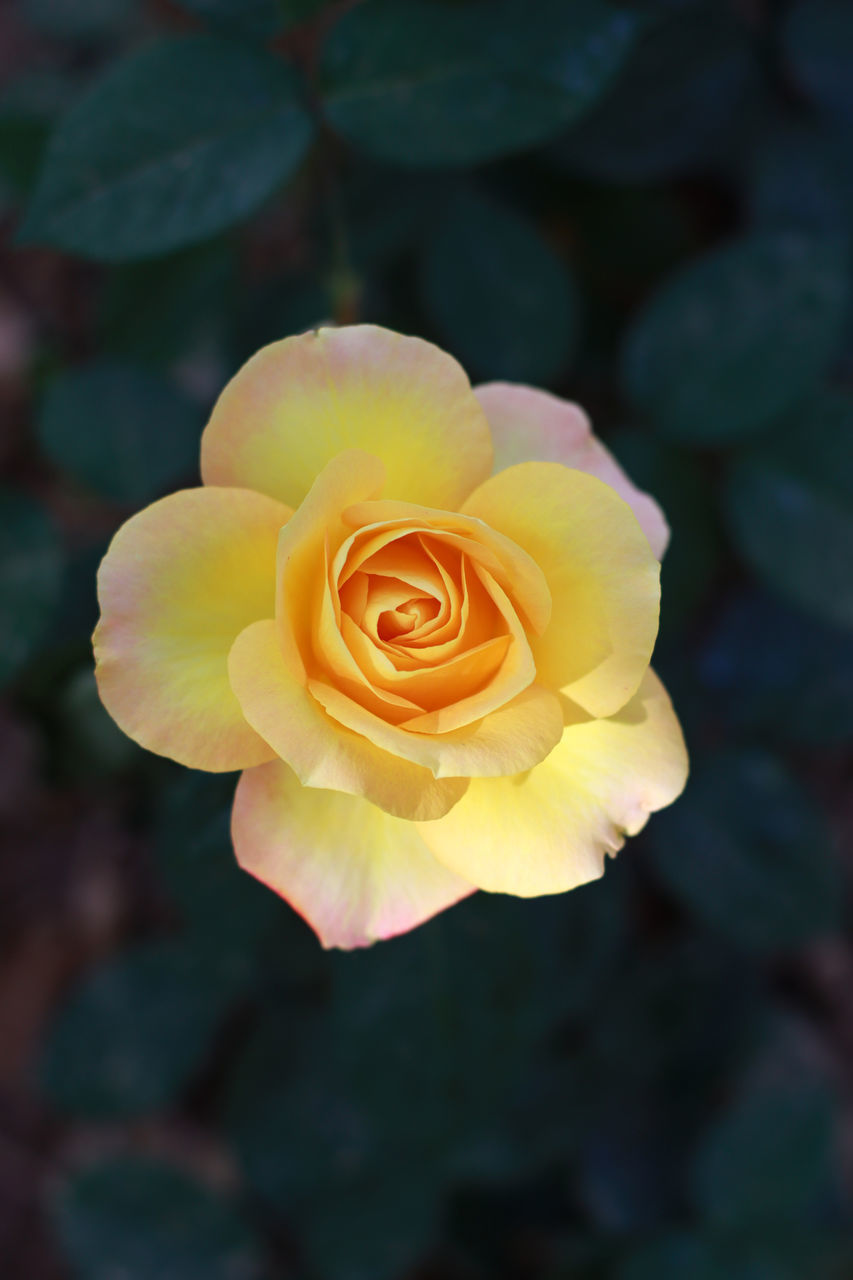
[305,510,551,737]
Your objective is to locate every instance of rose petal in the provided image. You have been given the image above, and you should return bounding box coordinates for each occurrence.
[395,567,534,732]
[324,558,528,733]
[201,325,493,510]
[233,758,474,950]
[418,669,688,896]
[94,487,290,771]
[341,502,552,636]
[274,449,386,674]
[276,458,550,742]
[308,677,564,778]
[476,382,670,559]
[228,619,468,821]
[462,462,661,718]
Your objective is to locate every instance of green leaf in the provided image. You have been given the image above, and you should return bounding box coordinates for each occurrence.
[570,185,696,296]
[647,751,840,951]
[618,1229,853,1280]
[583,939,761,1116]
[724,392,853,628]
[229,886,623,1276]
[328,886,626,1170]
[783,0,853,126]
[622,233,848,445]
[234,274,333,364]
[175,0,285,38]
[345,165,441,270]
[419,188,578,383]
[746,121,850,241]
[22,0,138,41]
[617,1233,727,1280]
[20,36,315,261]
[0,71,80,198]
[692,1074,837,1226]
[607,431,721,637]
[99,241,235,365]
[50,1156,263,1280]
[41,939,243,1118]
[179,0,329,33]
[38,362,202,503]
[552,4,752,182]
[0,490,63,686]
[227,1015,440,1280]
[319,0,637,167]
[155,771,304,967]
[700,590,853,746]
[55,666,141,778]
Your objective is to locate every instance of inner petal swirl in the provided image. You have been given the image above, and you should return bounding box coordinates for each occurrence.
[309,506,552,737]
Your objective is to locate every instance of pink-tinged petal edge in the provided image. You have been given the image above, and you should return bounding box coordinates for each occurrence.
[201,325,493,511]
[232,758,475,949]
[94,486,291,772]
[475,382,670,560]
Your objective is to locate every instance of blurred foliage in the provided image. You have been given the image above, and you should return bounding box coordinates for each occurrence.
[2,0,853,1278]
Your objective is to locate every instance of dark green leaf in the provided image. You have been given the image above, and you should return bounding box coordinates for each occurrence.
[618,1229,853,1280]
[100,241,235,365]
[577,1104,686,1231]
[155,771,304,967]
[584,939,762,1117]
[724,392,853,628]
[0,490,63,686]
[0,117,48,203]
[700,591,853,745]
[320,0,637,167]
[783,0,853,126]
[568,941,765,1233]
[227,1013,440,1280]
[234,274,333,364]
[328,888,625,1168]
[22,0,138,41]
[552,4,752,182]
[55,666,141,777]
[571,185,697,296]
[229,887,622,1275]
[20,36,315,260]
[41,939,243,1118]
[50,1156,263,1280]
[182,0,328,32]
[175,0,285,38]
[0,72,79,197]
[38,362,202,503]
[618,1233,728,1280]
[607,430,721,637]
[648,751,840,951]
[346,166,442,270]
[746,121,850,241]
[692,1073,837,1226]
[622,233,847,444]
[419,188,577,383]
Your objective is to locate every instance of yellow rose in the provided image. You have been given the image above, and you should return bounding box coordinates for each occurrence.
[94,325,687,948]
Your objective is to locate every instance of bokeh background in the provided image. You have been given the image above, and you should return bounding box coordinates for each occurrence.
[2,0,853,1276]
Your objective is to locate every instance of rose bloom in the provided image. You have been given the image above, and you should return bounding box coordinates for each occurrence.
[94,325,687,949]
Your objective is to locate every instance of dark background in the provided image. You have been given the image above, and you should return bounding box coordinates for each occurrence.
[2,0,853,1277]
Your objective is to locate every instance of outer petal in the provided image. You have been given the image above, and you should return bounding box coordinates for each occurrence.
[233,759,474,949]
[476,382,669,559]
[228,619,468,821]
[201,325,493,509]
[417,670,688,896]
[462,462,660,718]
[94,487,291,772]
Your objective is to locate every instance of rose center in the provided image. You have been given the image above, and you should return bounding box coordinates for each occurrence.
[377,595,441,641]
